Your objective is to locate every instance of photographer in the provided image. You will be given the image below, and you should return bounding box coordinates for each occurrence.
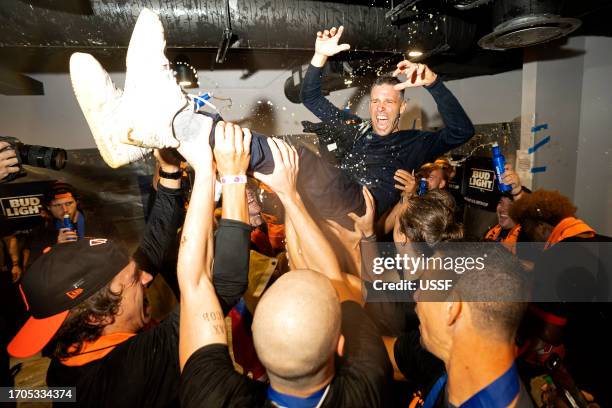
[0,141,19,181]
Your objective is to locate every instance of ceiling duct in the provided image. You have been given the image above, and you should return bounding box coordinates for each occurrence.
[478,0,581,50]
[445,0,493,11]
[0,0,403,53]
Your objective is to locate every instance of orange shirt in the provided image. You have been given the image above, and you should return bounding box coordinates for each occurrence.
[484,224,521,254]
[545,217,595,250]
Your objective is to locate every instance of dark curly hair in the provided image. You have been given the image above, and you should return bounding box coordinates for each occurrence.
[509,189,576,227]
[398,189,463,246]
[46,282,122,359]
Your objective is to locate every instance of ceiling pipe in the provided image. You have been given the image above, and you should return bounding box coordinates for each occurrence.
[0,0,406,53]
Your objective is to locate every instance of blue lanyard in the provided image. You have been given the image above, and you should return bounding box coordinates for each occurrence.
[423,363,520,408]
[267,384,330,408]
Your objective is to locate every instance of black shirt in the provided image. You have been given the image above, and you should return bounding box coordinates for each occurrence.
[180,301,393,407]
[46,185,252,407]
[47,308,181,407]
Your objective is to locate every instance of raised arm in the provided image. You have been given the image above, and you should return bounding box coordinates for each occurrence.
[393,60,474,160]
[254,138,359,303]
[211,124,252,314]
[301,26,359,125]
[382,169,416,234]
[177,118,225,370]
[132,149,184,278]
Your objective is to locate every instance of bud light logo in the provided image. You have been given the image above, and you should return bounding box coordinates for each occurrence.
[468,169,494,192]
[0,195,43,218]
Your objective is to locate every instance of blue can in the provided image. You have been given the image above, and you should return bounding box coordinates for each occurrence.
[418,178,427,196]
[492,142,512,192]
[63,214,77,241]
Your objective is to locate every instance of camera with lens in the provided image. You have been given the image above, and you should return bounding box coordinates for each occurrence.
[0,136,67,183]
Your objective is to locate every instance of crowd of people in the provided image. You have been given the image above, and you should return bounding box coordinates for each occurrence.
[1,8,610,408]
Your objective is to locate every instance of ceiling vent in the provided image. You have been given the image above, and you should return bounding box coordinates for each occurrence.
[478,0,581,50]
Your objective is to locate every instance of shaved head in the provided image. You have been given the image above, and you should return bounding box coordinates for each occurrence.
[252,270,341,387]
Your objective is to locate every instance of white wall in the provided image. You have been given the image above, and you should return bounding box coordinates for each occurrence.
[1,41,608,233]
[574,36,612,235]
[526,36,586,199]
[408,69,523,127]
[0,62,522,149]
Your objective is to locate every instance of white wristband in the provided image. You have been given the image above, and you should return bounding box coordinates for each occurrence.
[220,175,247,185]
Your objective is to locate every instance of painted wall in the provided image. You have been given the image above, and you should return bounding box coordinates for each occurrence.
[574,36,612,235]
[1,38,609,234]
[528,36,586,200]
[519,36,612,235]
[0,62,522,149]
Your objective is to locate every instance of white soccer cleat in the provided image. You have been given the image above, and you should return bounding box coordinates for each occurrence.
[121,8,188,149]
[69,52,150,168]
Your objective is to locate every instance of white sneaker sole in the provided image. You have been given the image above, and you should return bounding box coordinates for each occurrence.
[121,8,187,149]
[69,8,188,168]
[69,52,149,168]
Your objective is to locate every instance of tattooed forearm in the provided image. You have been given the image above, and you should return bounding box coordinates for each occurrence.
[202,311,224,322]
[202,311,226,336]
[213,324,226,335]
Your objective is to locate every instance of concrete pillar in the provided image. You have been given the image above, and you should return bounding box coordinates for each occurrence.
[519,37,586,198]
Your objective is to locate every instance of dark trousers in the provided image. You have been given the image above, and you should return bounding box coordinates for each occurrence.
[175,111,365,228]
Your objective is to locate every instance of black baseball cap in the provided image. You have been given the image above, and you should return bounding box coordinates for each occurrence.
[8,238,129,358]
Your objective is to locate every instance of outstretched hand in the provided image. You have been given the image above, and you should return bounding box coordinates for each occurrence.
[392,60,437,90]
[213,121,252,177]
[348,186,376,238]
[253,138,299,198]
[311,26,350,67]
[394,169,417,200]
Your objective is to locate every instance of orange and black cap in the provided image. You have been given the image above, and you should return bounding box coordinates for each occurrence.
[7,238,129,358]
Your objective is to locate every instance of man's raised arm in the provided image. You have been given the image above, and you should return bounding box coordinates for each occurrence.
[176,119,224,370]
[211,124,252,314]
[254,138,360,303]
[301,26,359,125]
[393,60,475,161]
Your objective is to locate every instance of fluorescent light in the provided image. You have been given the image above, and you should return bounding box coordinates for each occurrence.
[408,50,423,57]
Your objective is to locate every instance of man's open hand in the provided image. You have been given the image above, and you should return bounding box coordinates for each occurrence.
[214,122,252,178]
[393,60,437,89]
[311,26,350,67]
[348,186,376,238]
[253,138,299,198]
